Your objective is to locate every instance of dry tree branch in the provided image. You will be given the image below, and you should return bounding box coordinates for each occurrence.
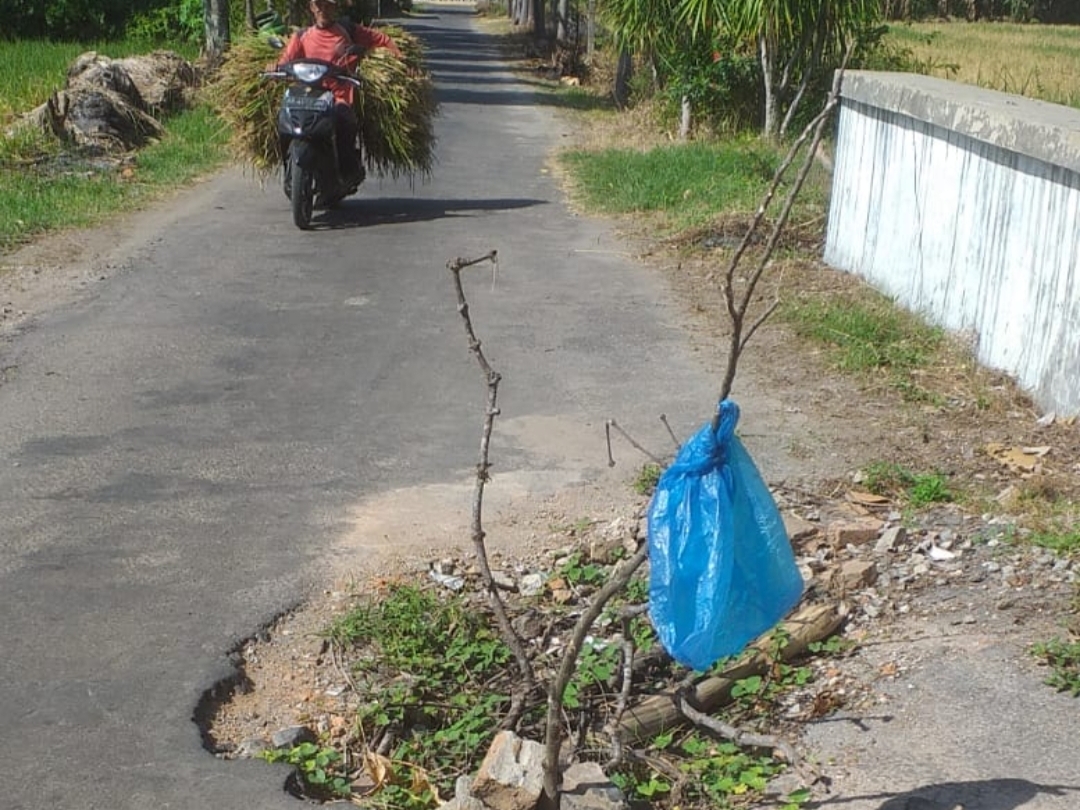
[658,413,681,450]
[605,603,650,769]
[542,542,650,805]
[604,418,664,467]
[714,53,852,428]
[447,250,536,709]
[675,691,798,764]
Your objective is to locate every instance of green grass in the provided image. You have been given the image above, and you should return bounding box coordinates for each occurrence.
[0,104,230,254]
[1030,529,1080,555]
[559,140,780,232]
[782,293,944,374]
[861,461,954,507]
[1031,638,1080,696]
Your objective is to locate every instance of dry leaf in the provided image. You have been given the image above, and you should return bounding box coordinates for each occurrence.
[985,443,1050,473]
[847,490,891,506]
[363,751,393,787]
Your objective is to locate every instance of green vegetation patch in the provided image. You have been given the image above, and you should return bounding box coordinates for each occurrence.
[1,104,229,253]
[326,584,513,802]
[1031,638,1080,696]
[559,141,777,231]
[782,293,944,374]
[861,461,953,508]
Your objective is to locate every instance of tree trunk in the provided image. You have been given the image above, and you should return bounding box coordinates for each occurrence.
[613,48,632,109]
[245,0,256,31]
[678,95,691,141]
[532,0,545,41]
[615,604,843,743]
[760,34,778,139]
[586,0,595,60]
[203,0,231,62]
[556,0,568,42]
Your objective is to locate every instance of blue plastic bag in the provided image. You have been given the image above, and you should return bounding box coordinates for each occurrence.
[647,399,804,671]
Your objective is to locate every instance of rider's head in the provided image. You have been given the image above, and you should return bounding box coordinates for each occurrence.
[309,0,338,28]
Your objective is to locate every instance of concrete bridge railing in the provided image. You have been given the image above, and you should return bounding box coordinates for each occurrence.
[824,70,1080,416]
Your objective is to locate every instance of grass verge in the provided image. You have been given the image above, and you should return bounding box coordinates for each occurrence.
[0,103,230,254]
[559,140,788,234]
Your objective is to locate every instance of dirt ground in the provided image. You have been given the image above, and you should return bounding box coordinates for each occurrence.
[3,34,1079,810]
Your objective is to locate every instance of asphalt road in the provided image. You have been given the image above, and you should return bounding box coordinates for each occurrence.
[0,6,718,808]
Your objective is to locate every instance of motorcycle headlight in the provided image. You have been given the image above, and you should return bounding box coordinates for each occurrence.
[292,62,329,83]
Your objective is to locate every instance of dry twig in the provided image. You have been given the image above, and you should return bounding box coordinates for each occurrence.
[713,52,852,428]
[542,542,649,804]
[447,250,536,713]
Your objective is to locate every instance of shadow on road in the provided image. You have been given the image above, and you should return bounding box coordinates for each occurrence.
[811,778,1080,810]
[303,195,546,230]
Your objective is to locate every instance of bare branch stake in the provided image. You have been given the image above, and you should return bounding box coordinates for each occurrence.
[713,56,852,428]
[447,250,536,704]
[543,543,649,804]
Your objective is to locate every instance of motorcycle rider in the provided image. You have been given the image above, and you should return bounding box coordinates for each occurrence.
[278,0,402,187]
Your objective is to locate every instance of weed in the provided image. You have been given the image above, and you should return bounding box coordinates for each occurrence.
[558,552,607,588]
[1030,529,1080,555]
[908,473,953,507]
[326,585,511,796]
[862,461,915,496]
[1030,638,1080,696]
[808,635,855,656]
[261,742,351,798]
[633,462,663,495]
[563,640,621,709]
[861,462,952,507]
[613,732,792,806]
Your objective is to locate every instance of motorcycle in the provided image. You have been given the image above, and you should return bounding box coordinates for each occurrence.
[262,56,365,229]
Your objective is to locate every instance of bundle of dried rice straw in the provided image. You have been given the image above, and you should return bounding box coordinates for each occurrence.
[210,27,436,179]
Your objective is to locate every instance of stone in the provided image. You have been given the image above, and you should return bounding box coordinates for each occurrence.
[875,525,907,554]
[560,762,627,810]
[783,513,818,544]
[520,573,546,597]
[235,737,269,758]
[834,560,878,591]
[270,725,315,749]
[827,519,883,549]
[471,730,545,810]
[439,775,487,810]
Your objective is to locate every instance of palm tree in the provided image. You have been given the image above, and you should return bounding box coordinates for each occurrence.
[681,0,878,138]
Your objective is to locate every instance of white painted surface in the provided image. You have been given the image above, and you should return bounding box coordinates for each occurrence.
[825,97,1080,414]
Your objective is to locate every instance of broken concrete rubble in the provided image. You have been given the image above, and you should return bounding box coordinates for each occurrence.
[471,730,545,810]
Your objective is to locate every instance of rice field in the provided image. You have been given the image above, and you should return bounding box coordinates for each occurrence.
[885,21,1080,108]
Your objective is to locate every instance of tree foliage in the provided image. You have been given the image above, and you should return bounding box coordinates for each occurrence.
[597,0,880,138]
[0,0,246,45]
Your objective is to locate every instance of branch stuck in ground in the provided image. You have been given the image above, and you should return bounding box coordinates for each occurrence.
[542,542,650,804]
[714,54,852,424]
[447,250,536,711]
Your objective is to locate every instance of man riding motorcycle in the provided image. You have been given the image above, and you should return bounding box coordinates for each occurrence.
[278,0,403,187]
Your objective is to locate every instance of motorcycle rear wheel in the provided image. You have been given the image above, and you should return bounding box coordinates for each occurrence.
[290,154,314,230]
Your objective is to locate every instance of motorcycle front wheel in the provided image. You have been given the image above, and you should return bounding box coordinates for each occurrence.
[289,148,314,230]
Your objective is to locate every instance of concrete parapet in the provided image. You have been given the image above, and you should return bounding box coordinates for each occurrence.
[824,70,1080,416]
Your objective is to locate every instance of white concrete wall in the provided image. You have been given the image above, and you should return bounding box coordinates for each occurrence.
[824,72,1080,415]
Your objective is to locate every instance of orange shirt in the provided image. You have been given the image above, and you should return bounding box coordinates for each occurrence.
[280,22,402,106]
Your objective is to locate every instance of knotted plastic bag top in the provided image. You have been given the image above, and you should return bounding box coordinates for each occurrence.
[647,399,804,671]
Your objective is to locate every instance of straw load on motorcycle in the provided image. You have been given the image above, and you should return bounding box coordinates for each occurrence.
[211,6,436,228]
